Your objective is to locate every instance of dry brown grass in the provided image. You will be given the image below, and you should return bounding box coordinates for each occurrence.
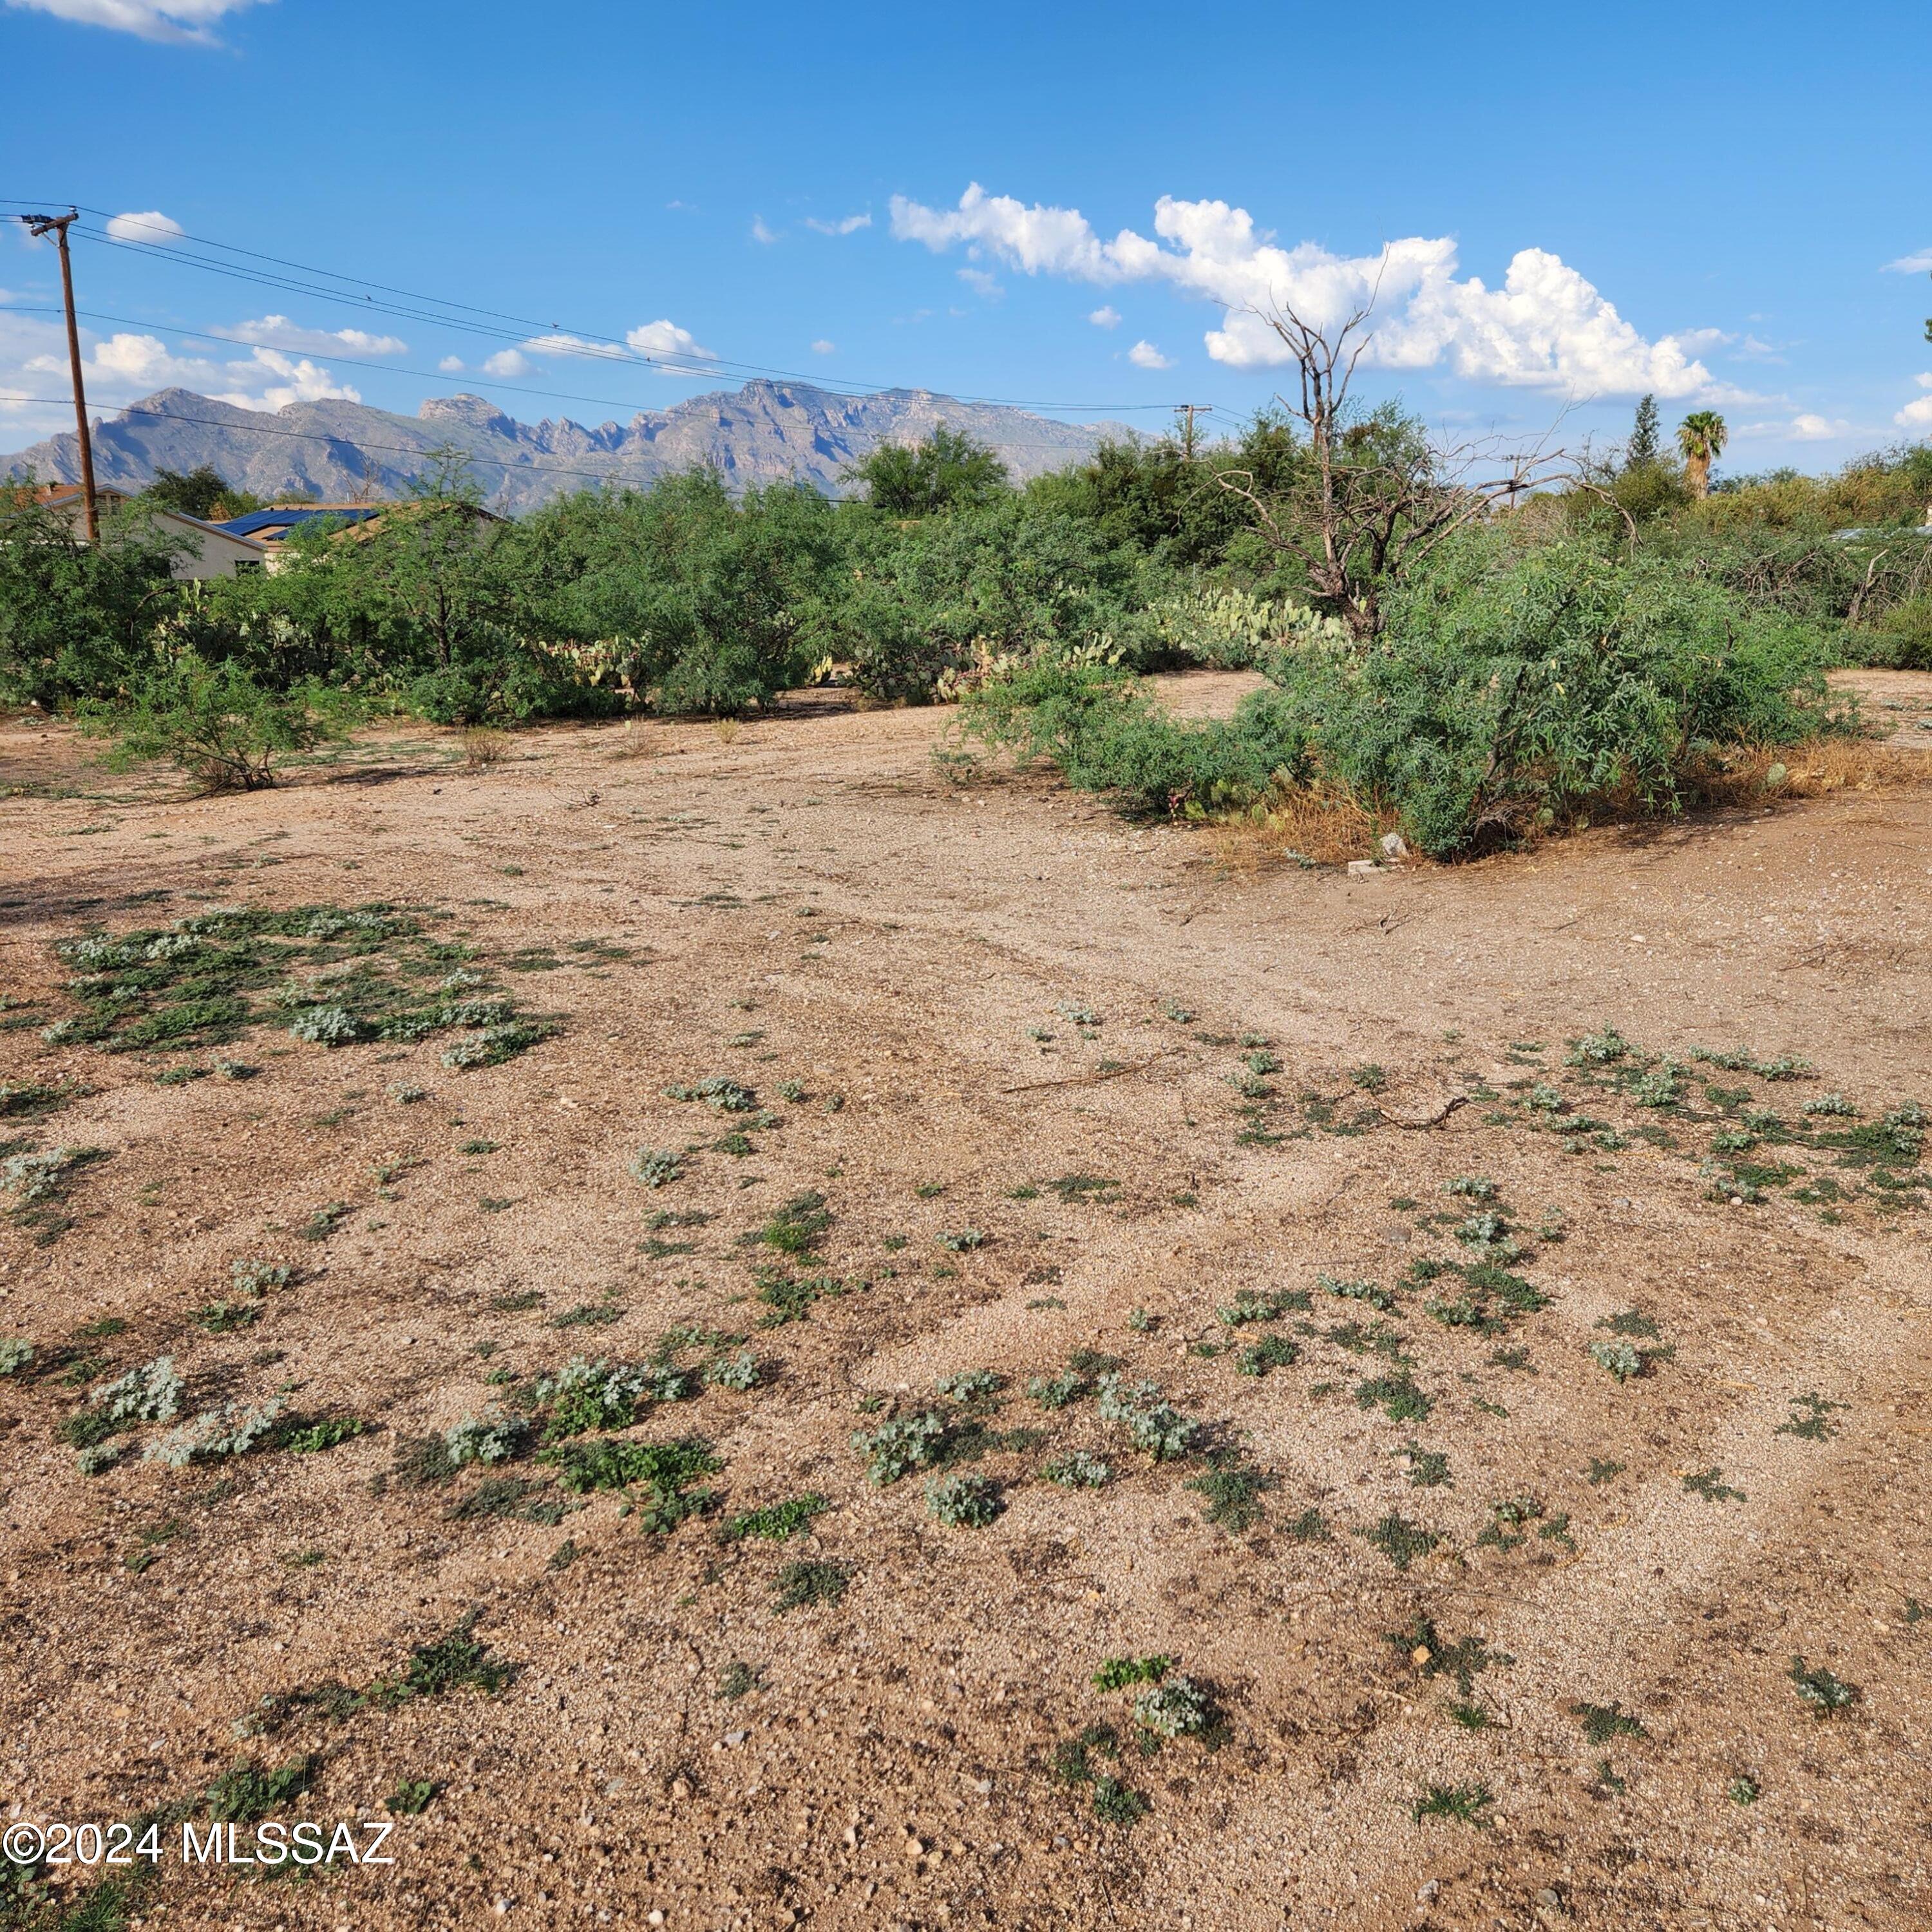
[460,725,511,772]
[1697,735,1932,804]
[1203,737,1932,876]
[1204,783,1394,873]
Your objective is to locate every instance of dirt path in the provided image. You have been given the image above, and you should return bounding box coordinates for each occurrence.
[1,679,1929,1931]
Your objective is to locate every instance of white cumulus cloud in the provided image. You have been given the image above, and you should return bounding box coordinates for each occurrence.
[6,0,266,44]
[1127,339,1172,370]
[225,314,406,356]
[1088,305,1121,328]
[810,339,836,355]
[12,324,356,415]
[1741,412,1851,442]
[1882,249,1932,274]
[493,320,716,374]
[104,209,186,245]
[957,267,1003,299]
[804,213,871,236]
[750,216,778,245]
[438,355,465,374]
[209,346,357,412]
[625,319,715,365]
[891,182,1745,400]
[1897,374,1932,430]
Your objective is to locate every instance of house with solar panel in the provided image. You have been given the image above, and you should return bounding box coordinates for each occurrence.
[211,500,502,569]
[17,482,272,578]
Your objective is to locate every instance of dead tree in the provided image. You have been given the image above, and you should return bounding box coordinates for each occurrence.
[1214,298,1569,641]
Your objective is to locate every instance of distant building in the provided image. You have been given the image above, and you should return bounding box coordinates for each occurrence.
[212,500,503,567]
[213,504,386,552]
[19,483,270,579]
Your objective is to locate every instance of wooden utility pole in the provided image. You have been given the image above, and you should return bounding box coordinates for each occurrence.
[21,210,97,542]
[1175,402,1210,461]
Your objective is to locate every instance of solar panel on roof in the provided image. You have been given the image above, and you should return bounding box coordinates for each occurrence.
[214,507,382,536]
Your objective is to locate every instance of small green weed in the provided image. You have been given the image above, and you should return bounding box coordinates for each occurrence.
[1573,1700,1647,1744]
[1092,1655,1173,1691]
[1360,1511,1441,1570]
[1412,1782,1492,1826]
[715,1661,759,1701]
[374,1611,514,1701]
[1776,1392,1845,1441]
[757,1190,831,1255]
[205,1754,316,1824]
[1186,1460,1276,1531]
[1043,1451,1112,1488]
[1354,1371,1431,1423]
[772,1560,849,1613]
[724,1494,829,1542]
[925,1472,1002,1527]
[1788,1656,1859,1716]
[1683,1468,1746,1502]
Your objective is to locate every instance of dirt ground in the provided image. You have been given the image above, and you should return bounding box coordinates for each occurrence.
[2,671,1931,1932]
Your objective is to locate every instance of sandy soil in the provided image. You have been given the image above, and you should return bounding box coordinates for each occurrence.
[2,673,1931,1932]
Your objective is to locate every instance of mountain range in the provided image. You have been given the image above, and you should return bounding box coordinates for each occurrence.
[0,381,1128,513]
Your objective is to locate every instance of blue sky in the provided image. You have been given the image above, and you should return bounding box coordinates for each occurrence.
[3,0,1929,475]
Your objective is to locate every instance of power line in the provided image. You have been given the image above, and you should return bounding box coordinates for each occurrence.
[1,302,781,415]
[6,300,1236,448]
[0,392,1134,484]
[0,196,1191,415]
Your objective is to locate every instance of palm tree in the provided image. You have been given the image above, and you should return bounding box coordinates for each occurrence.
[1676,411,1728,500]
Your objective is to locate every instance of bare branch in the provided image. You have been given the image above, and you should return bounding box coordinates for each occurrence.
[1211,294,1573,639]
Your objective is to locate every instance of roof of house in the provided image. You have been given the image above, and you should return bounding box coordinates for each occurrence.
[7,484,267,553]
[20,482,133,507]
[215,505,385,538]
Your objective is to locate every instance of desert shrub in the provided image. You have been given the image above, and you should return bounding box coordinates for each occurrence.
[844,426,1011,516]
[1273,533,1848,853]
[964,531,1850,855]
[844,493,1174,702]
[0,491,188,708]
[535,471,849,715]
[961,657,1309,815]
[1843,596,1932,669]
[75,654,357,793]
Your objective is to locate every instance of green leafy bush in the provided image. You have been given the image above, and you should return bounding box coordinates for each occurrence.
[77,654,356,792]
[963,531,1850,856]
